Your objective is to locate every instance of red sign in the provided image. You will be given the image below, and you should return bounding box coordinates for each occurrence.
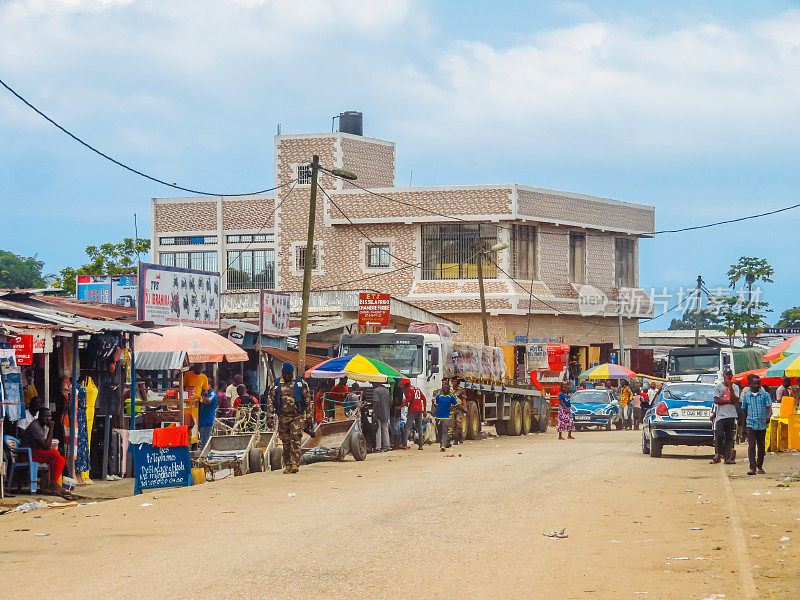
[358,293,390,327]
[11,335,34,365]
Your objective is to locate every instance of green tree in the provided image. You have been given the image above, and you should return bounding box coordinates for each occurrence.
[668,309,720,331]
[0,250,47,289]
[713,295,772,349]
[776,306,800,328]
[56,238,150,294]
[726,256,775,346]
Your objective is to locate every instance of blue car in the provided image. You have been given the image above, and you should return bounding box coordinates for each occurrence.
[570,389,621,430]
[641,382,715,457]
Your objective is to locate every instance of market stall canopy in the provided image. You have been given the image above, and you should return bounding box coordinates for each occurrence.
[134,326,248,369]
[731,367,785,387]
[305,354,403,383]
[579,363,636,380]
[762,336,800,364]
[262,347,328,371]
[765,352,800,378]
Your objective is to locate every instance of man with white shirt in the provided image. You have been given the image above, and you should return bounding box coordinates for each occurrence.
[16,396,43,432]
[711,370,740,465]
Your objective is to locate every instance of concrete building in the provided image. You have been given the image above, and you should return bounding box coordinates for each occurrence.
[151,115,655,371]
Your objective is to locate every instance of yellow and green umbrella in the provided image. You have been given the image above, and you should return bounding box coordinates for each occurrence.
[304,354,404,383]
[578,363,636,380]
[765,352,800,378]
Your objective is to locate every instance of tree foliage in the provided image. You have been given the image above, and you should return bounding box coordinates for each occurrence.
[0,250,47,289]
[713,295,772,348]
[776,306,800,328]
[727,256,774,287]
[668,309,720,331]
[56,238,150,294]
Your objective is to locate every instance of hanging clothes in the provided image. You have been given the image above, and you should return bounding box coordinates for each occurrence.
[62,377,78,463]
[75,381,90,474]
[0,350,26,422]
[81,377,98,479]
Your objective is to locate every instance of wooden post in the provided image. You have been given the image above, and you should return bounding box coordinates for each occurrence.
[298,154,320,376]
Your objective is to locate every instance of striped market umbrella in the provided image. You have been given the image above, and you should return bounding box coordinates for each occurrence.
[578,363,637,380]
[304,354,404,383]
[763,336,800,364]
[765,352,800,378]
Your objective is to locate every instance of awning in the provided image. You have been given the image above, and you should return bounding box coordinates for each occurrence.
[134,350,187,371]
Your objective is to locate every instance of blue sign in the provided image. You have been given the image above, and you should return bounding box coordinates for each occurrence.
[763,328,800,335]
[131,443,192,494]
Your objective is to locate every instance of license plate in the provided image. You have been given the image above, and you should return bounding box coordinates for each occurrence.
[574,415,590,421]
[681,409,709,418]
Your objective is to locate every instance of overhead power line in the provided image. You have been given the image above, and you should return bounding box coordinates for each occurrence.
[0,77,286,197]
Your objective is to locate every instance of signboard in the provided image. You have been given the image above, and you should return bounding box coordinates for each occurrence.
[77,275,138,306]
[763,328,800,335]
[11,335,33,365]
[131,443,192,495]
[138,262,220,329]
[358,293,390,327]
[228,326,245,345]
[260,290,290,337]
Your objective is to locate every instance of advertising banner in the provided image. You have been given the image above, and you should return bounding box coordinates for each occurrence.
[358,293,390,327]
[77,274,138,307]
[260,290,290,337]
[111,275,138,307]
[11,335,33,365]
[137,262,220,329]
[132,442,191,495]
[526,343,549,371]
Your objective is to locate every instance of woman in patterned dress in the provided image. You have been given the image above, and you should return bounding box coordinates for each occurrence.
[557,382,575,440]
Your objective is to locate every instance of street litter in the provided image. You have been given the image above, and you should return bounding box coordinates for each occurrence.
[610,539,622,543]
[140,503,153,507]
[779,536,789,541]
[13,528,30,532]
[753,492,761,496]
[287,492,296,498]
[751,534,761,539]
[765,491,772,495]
[691,528,703,531]
[35,533,50,536]
[667,557,689,560]
[544,528,568,538]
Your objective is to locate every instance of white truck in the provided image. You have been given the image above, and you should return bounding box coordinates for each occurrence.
[338,330,550,439]
[666,346,766,383]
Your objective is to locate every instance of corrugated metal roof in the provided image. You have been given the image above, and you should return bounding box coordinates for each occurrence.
[134,350,187,370]
[263,347,328,370]
[0,298,153,335]
[31,296,138,320]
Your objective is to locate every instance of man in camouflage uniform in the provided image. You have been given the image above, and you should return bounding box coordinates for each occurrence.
[267,363,311,474]
[449,378,467,445]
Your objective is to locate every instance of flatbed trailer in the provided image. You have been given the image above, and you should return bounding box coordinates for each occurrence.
[459,379,549,438]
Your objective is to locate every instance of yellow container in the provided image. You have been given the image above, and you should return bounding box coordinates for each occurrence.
[779,396,794,419]
[191,468,206,485]
[788,414,800,450]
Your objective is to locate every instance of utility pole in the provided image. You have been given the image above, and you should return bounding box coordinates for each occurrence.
[297,155,319,377]
[475,240,490,346]
[694,275,703,349]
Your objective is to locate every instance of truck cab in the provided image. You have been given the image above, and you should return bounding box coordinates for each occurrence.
[666,347,732,383]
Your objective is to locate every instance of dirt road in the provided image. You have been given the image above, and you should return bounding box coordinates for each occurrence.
[1,429,797,599]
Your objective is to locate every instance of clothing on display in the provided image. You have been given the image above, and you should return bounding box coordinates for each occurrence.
[81,377,98,478]
[0,360,25,422]
[75,381,90,473]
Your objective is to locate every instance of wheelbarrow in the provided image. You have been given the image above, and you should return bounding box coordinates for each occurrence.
[196,428,280,479]
[300,407,367,463]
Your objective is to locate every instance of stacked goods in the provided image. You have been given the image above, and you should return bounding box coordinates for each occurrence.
[409,321,455,374]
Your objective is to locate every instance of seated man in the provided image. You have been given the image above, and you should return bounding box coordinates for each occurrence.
[21,407,69,497]
[17,395,43,432]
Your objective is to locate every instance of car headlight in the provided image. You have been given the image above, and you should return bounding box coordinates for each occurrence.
[594,408,604,415]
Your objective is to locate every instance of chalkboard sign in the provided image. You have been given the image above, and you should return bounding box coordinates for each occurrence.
[132,443,192,494]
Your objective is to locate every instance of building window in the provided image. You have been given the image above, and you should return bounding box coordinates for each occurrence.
[296,245,319,271]
[511,224,537,280]
[615,237,636,287]
[421,224,498,280]
[227,249,275,290]
[297,164,312,185]
[159,251,218,272]
[569,232,586,284]
[226,233,274,244]
[366,243,391,268]
[159,235,217,246]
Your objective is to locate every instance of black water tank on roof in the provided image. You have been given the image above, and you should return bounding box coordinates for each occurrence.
[338,111,363,136]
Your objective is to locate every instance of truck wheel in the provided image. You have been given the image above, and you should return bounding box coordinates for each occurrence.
[506,401,523,436]
[350,432,367,461]
[247,448,265,473]
[649,438,663,458]
[465,401,480,440]
[494,419,507,436]
[520,402,532,435]
[269,445,283,470]
[535,404,549,433]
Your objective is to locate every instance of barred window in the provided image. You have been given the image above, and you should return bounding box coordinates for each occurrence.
[160,235,217,245]
[159,251,217,272]
[511,224,537,280]
[615,237,636,287]
[421,224,498,280]
[297,164,313,185]
[569,232,586,284]
[226,233,274,244]
[227,249,275,290]
[366,243,390,268]
[296,245,319,271]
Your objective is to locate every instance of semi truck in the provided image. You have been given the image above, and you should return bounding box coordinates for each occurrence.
[338,328,550,439]
[666,346,766,383]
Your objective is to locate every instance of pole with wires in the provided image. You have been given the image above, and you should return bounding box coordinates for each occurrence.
[476,240,490,346]
[297,155,320,377]
[694,275,703,349]
[617,280,625,366]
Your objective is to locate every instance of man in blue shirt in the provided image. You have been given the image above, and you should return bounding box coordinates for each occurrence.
[740,375,772,475]
[197,386,219,451]
[433,380,459,451]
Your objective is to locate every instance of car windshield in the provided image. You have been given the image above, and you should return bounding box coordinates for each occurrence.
[661,384,715,403]
[572,390,609,404]
[340,344,423,376]
[668,353,720,374]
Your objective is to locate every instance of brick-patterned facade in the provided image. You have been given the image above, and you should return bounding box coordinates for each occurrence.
[152,129,655,349]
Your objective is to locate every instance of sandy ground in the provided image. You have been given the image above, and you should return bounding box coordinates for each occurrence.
[1,429,797,600]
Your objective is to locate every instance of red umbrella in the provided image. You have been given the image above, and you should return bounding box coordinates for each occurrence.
[763,335,800,364]
[732,367,784,387]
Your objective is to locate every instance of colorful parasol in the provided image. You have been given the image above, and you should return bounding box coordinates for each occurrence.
[765,352,800,378]
[578,363,636,380]
[763,336,800,364]
[732,367,784,387]
[135,325,248,365]
[304,354,404,383]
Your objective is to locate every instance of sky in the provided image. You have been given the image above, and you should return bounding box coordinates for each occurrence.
[1,0,799,328]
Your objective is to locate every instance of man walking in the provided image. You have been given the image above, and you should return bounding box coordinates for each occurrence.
[433,380,459,452]
[741,375,772,475]
[197,383,218,451]
[371,381,391,452]
[449,379,467,444]
[267,363,311,474]
[402,381,427,450]
[711,370,739,465]
[619,382,632,429]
